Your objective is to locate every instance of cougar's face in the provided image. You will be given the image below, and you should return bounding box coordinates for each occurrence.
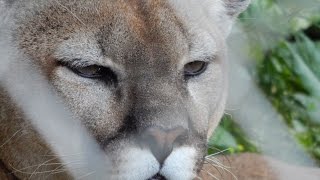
[13,0,246,179]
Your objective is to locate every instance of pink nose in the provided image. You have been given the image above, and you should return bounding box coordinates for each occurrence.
[141,126,188,164]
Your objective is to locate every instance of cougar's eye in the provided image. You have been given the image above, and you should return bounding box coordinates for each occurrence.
[71,65,118,84]
[72,65,103,78]
[184,61,208,77]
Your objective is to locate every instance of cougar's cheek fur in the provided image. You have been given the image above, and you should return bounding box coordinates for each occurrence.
[0,0,250,179]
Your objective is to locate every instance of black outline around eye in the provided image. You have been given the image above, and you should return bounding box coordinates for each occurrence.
[66,63,118,85]
[71,65,103,79]
[58,59,117,82]
[184,61,208,78]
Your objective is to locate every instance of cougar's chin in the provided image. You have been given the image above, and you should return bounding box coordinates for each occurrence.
[110,147,198,180]
[160,147,197,179]
[110,148,160,180]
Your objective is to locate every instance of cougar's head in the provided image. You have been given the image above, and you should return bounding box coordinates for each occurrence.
[3,0,249,179]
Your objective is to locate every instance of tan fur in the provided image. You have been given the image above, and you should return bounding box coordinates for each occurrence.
[200,153,278,180]
[0,89,72,179]
[0,0,253,179]
[2,0,320,180]
[200,153,320,180]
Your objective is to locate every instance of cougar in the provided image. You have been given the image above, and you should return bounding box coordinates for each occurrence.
[0,0,319,179]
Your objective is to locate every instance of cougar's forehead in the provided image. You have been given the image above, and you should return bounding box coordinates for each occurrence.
[17,0,193,72]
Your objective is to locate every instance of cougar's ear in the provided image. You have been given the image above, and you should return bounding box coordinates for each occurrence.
[224,0,251,18]
[169,0,251,38]
[220,0,251,37]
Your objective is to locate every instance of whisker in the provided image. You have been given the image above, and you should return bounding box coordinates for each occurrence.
[10,156,60,173]
[44,169,68,178]
[44,163,87,180]
[205,157,232,169]
[216,165,238,180]
[207,145,233,169]
[78,171,96,179]
[44,166,85,179]
[205,158,238,180]
[40,152,87,157]
[206,148,231,158]
[203,160,223,178]
[8,163,68,175]
[9,162,60,174]
[7,160,84,177]
[204,146,238,180]
[29,156,63,179]
[206,145,225,152]
[200,169,220,180]
[44,160,85,179]
[0,128,23,148]
[53,0,85,25]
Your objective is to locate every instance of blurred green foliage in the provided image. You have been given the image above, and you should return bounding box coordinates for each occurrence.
[208,116,258,155]
[208,0,320,162]
[258,33,320,160]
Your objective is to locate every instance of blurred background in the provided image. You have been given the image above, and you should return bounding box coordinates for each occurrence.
[209,0,320,167]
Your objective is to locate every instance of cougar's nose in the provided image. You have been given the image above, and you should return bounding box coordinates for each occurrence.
[141,126,188,165]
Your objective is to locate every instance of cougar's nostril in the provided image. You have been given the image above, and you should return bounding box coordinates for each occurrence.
[141,126,188,165]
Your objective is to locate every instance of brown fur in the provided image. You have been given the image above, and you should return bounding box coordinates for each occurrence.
[200,153,278,180]
[200,153,320,180]
[0,89,72,179]
[0,0,250,179]
[2,0,320,179]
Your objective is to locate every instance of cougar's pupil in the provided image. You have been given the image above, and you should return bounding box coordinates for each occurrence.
[74,65,102,78]
[184,61,208,77]
[70,64,118,85]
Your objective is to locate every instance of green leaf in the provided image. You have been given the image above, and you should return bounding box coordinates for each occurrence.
[293,94,320,124]
[284,41,320,98]
[208,126,237,149]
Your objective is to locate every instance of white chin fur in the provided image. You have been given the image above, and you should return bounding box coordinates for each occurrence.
[111,147,197,180]
[160,147,197,180]
[112,148,160,180]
